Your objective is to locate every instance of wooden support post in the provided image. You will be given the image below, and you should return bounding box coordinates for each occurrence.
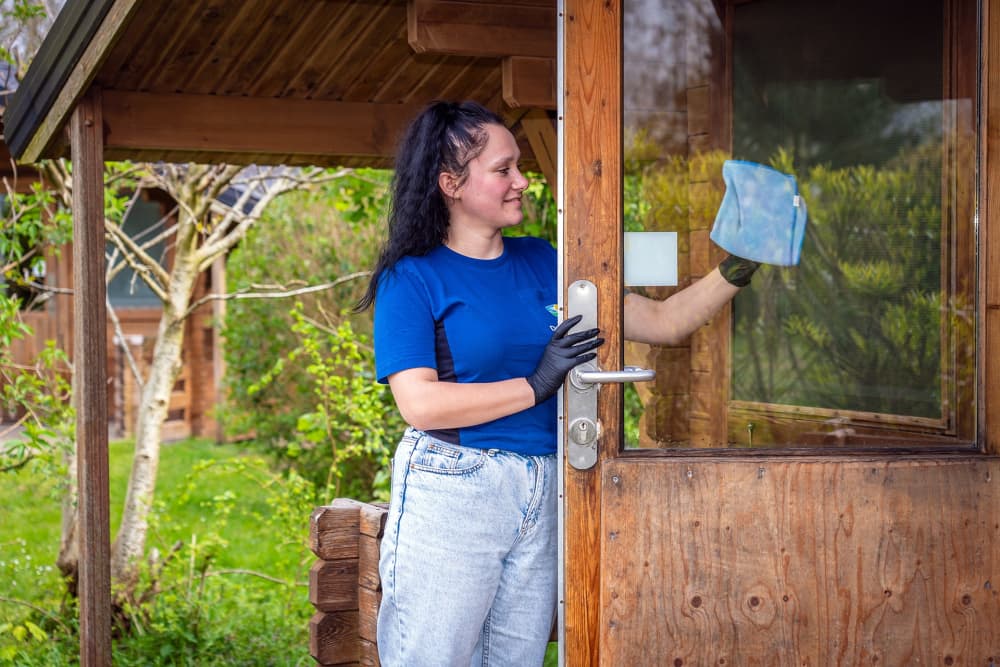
[71,88,111,667]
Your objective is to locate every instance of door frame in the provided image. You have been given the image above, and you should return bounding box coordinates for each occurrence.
[558,0,1000,663]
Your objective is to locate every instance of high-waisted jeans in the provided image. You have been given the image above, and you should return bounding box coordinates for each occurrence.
[377,428,558,667]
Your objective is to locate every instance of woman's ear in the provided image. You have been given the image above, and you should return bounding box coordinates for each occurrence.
[439,171,461,201]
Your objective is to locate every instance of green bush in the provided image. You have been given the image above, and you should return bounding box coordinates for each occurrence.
[220,171,392,495]
[247,304,403,500]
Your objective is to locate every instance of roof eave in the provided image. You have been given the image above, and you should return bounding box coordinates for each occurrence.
[2,0,122,162]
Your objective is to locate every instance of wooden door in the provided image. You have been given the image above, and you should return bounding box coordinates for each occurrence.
[560,0,1000,663]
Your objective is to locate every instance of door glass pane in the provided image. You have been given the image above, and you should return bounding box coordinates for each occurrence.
[623,0,977,449]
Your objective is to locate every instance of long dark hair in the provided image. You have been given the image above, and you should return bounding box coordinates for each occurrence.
[355,100,504,311]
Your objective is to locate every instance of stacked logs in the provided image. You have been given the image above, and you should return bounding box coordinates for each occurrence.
[308,498,388,667]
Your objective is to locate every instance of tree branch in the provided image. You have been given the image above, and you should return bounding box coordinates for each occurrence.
[24,281,73,296]
[195,167,351,271]
[0,453,35,473]
[0,247,40,275]
[104,220,170,300]
[0,596,72,634]
[183,272,371,318]
[107,298,144,390]
[159,569,306,592]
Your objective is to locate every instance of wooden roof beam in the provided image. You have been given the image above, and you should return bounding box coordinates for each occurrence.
[101,91,424,161]
[519,108,557,198]
[408,0,556,58]
[503,56,556,109]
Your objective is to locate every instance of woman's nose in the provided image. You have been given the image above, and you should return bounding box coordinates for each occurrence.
[513,170,529,191]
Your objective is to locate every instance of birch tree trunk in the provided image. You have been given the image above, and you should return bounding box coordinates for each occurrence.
[110,237,199,585]
[56,376,79,590]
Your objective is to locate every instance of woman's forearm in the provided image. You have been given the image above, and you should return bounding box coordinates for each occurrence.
[624,267,740,345]
[387,367,537,431]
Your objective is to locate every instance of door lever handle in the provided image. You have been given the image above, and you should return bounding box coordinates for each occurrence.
[571,365,656,390]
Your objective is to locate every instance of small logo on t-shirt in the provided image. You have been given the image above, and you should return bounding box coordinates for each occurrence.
[546,304,558,330]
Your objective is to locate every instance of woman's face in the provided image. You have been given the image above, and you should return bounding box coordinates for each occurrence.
[442,123,530,234]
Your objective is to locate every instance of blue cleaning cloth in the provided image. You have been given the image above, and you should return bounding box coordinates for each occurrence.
[709,160,808,266]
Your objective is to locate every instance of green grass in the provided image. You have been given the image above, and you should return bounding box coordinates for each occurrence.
[1,437,316,665]
[1,438,562,666]
[1,439,302,602]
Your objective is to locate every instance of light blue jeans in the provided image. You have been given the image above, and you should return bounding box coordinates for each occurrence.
[377,428,558,667]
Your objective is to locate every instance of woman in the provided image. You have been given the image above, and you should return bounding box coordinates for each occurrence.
[357,100,757,666]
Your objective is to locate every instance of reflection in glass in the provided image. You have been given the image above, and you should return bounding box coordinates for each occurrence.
[623,0,976,449]
[623,0,728,448]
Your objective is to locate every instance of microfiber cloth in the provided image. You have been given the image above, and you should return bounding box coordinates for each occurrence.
[709,160,808,266]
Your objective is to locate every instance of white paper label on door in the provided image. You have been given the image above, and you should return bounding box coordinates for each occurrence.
[624,231,678,286]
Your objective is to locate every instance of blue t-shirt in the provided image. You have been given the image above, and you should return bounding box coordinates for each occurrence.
[374,236,558,454]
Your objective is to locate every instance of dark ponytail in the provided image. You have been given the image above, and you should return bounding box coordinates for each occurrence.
[354,100,504,311]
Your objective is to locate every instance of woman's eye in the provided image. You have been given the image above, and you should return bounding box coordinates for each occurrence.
[499,168,510,175]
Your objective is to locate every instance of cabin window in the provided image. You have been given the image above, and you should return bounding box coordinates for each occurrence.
[622,0,978,449]
[106,196,168,308]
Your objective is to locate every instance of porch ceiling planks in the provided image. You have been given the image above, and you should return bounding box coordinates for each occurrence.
[3,0,559,168]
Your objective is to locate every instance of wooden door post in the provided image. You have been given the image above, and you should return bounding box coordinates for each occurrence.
[71,87,111,667]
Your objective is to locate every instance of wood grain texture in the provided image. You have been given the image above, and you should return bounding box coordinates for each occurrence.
[519,108,558,196]
[600,457,1000,664]
[309,559,360,613]
[503,56,556,109]
[310,500,364,560]
[358,535,382,592]
[985,0,1000,455]
[21,0,142,162]
[408,0,555,58]
[359,503,388,539]
[101,91,424,160]
[309,610,360,665]
[359,638,381,667]
[71,89,112,667]
[17,0,548,170]
[563,0,621,663]
[358,586,382,643]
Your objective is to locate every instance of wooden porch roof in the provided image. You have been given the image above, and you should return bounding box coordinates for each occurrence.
[2,0,557,172]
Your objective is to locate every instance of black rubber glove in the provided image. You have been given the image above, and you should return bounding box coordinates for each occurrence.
[526,314,604,405]
[719,254,761,287]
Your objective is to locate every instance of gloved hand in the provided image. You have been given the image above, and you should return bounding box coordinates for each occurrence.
[526,314,604,405]
[719,254,761,287]
[710,160,808,267]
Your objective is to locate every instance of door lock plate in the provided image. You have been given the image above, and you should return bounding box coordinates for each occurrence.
[565,280,599,469]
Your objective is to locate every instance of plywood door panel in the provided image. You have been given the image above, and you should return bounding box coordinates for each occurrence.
[600,457,1000,664]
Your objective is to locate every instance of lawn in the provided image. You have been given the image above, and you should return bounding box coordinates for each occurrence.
[1,437,560,665]
[0,437,318,666]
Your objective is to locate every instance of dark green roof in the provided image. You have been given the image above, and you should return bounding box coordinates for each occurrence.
[2,0,115,158]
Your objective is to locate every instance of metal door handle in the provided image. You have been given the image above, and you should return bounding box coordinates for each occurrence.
[571,365,655,389]
[564,279,658,470]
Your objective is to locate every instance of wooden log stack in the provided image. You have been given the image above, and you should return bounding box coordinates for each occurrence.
[309,498,388,667]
